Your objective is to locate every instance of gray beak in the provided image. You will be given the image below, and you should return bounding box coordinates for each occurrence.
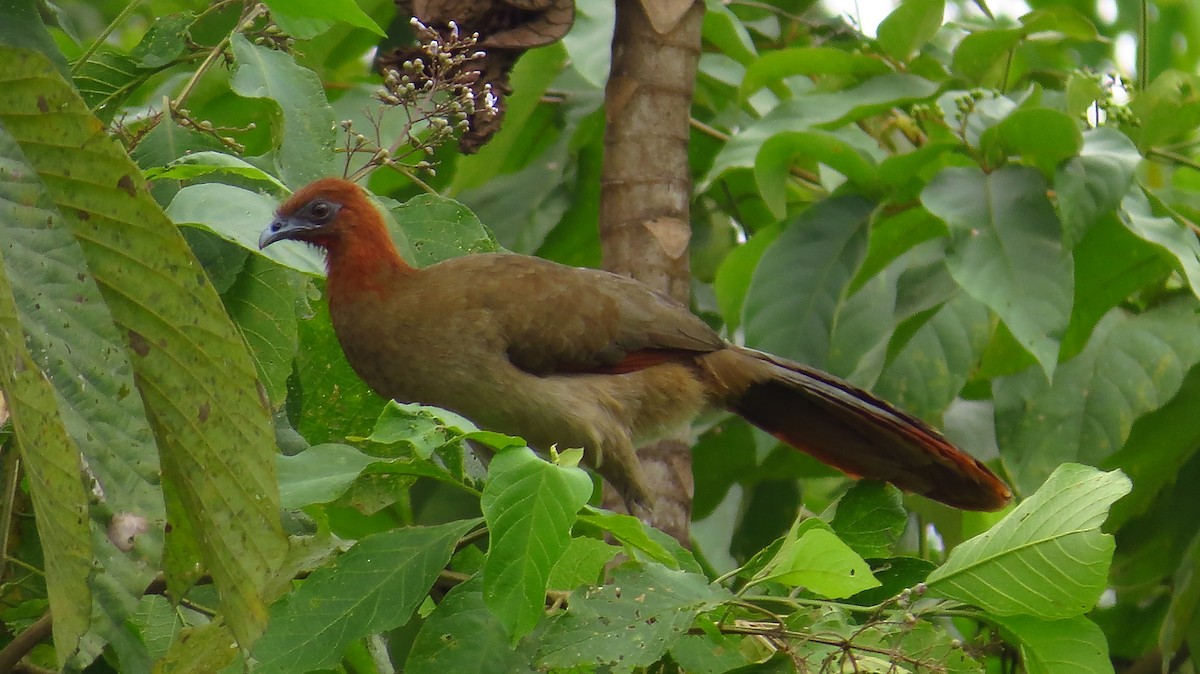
[259,215,318,249]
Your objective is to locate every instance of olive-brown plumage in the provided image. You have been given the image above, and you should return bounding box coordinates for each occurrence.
[260,178,1012,512]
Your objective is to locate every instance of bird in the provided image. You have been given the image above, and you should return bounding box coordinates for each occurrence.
[259,178,1012,513]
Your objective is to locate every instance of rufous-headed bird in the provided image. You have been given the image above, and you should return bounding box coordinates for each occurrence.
[260,178,1011,513]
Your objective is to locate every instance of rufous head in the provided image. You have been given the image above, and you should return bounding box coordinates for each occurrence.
[259,177,379,251]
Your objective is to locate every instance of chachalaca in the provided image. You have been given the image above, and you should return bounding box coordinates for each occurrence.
[259,178,1012,513]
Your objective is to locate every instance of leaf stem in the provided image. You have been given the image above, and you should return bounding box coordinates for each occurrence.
[72,0,144,74]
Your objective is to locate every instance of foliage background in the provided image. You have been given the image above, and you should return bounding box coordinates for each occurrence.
[0,0,1198,672]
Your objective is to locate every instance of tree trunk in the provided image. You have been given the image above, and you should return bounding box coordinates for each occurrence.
[598,0,703,544]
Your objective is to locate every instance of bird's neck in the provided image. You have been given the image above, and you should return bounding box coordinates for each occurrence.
[324,219,415,304]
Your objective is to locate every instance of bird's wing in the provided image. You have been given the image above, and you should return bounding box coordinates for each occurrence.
[441,254,724,375]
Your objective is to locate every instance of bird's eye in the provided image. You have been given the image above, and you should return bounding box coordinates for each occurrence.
[310,201,331,219]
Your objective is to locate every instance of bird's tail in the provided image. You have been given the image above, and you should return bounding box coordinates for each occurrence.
[699,347,1011,511]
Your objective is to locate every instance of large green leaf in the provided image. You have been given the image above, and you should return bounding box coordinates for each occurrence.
[0,125,167,669]
[252,518,480,672]
[753,518,880,598]
[738,47,890,101]
[984,108,1083,177]
[922,165,1072,378]
[742,196,874,372]
[877,0,945,60]
[167,182,326,274]
[826,482,907,559]
[388,194,502,267]
[224,255,298,405]
[229,34,338,188]
[875,290,991,424]
[482,447,594,640]
[0,240,93,668]
[1054,128,1141,248]
[926,464,1130,618]
[277,443,385,509]
[536,563,732,670]
[1061,213,1173,357]
[1121,189,1200,300]
[405,578,535,674]
[992,615,1114,674]
[753,130,879,218]
[996,302,1200,494]
[261,0,385,39]
[0,46,286,647]
[1160,529,1200,664]
[703,74,939,189]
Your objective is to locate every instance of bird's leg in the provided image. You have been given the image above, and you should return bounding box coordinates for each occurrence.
[592,436,657,523]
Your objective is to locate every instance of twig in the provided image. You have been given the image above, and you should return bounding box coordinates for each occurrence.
[175,2,267,108]
[0,447,20,582]
[0,613,52,674]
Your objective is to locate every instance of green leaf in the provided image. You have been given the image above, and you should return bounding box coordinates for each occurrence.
[482,447,594,640]
[577,509,681,569]
[1121,189,1200,300]
[1062,213,1172,357]
[547,537,622,591]
[277,443,385,509]
[1019,6,1100,42]
[0,45,286,648]
[743,196,874,371]
[167,183,326,275]
[130,596,183,661]
[0,122,176,668]
[1106,366,1200,528]
[294,293,387,444]
[368,402,476,460]
[129,13,196,68]
[1054,128,1141,248]
[229,34,338,188]
[952,29,1021,85]
[997,302,1200,493]
[738,47,890,101]
[702,0,757,65]
[261,0,385,38]
[754,519,880,597]
[537,563,732,670]
[922,165,1072,378]
[826,482,907,559]
[987,108,1083,176]
[704,74,939,189]
[224,255,297,405]
[389,194,502,267]
[875,291,991,423]
[1161,530,1200,662]
[1129,70,1200,151]
[144,151,288,190]
[754,131,879,218]
[926,464,1130,618]
[992,615,1114,674]
[714,224,779,331]
[877,0,945,60]
[0,251,93,668]
[562,0,614,87]
[0,0,69,76]
[669,631,754,674]
[405,578,535,674]
[252,519,480,673]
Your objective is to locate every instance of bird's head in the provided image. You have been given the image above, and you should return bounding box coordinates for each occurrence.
[259,177,377,252]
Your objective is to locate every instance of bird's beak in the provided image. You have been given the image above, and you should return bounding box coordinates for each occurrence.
[259,215,319,249]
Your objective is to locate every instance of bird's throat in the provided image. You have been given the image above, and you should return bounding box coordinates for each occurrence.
[324,226,414,302]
